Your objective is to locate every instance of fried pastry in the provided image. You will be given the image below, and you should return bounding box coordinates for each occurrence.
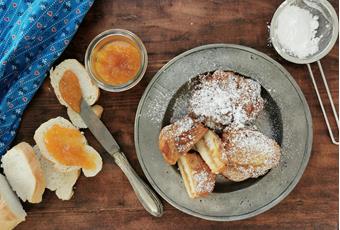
[159,116,208,165]
[195,130,226,174]
[178,152,216,198]
[221,129,281,182]
[189,70,264,131]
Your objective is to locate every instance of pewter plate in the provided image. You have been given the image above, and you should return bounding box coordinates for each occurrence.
[134,44,313,221]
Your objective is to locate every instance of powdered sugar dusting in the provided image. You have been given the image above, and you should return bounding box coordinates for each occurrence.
[145,86,172,124]
[189,70,264,130]
[173,116,194,135]
[170,92,190,123]
[223,129,281,179]
[228,130,278,164]
[172,117,195,152]
[237,165,268,179]
[193,170,214,193]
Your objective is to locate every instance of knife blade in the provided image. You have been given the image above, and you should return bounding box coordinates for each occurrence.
[79,99,163,217]
[80,99,120,157]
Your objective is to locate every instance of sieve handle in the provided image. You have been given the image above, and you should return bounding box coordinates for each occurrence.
[307,61,339,145]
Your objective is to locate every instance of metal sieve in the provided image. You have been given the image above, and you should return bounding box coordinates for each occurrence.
[270,0,339,145]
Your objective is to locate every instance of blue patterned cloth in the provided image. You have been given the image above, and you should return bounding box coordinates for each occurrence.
[0,0,94,155]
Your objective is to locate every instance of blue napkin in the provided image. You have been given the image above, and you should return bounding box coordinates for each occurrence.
[0,0,94,155]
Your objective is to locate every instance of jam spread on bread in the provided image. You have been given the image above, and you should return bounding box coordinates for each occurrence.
[91,35,141,86]
[59,70,82,112]
[44,124,96,169]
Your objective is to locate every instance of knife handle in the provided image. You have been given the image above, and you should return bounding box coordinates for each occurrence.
[113,151,163,217]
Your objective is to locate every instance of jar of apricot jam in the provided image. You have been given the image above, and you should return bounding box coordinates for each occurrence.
[85,29,148,92]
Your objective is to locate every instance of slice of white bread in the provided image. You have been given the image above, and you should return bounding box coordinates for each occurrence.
[0,174,27,230]
[1,142,45,203]
[34,145,80,201]
[34,116,102,177]
[49,59,100,127]
[49,59,99,107]
[67,104,103,129]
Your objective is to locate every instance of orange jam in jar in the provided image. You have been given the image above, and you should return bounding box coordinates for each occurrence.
[85,29,148,92]
[44,124,96,169]
[91,35,141,86]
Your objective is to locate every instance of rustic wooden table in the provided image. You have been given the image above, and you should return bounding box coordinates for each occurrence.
[14,0,339,229]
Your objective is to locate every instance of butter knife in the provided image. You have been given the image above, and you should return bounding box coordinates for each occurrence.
[80,99,163,217]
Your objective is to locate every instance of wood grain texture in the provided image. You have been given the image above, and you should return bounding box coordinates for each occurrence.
[10,0,339,229]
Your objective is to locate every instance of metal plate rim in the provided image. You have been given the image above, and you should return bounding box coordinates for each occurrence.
[134,44,313,221]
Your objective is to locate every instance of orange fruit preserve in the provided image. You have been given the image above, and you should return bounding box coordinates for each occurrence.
[59,70,82,112]
[44,124,95,169]
[91,35,141,86]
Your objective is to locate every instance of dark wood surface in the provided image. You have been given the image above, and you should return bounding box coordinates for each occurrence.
[12,0,338,229]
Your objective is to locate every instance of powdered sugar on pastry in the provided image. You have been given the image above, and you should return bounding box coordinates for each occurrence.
[173,116,194,137]
[189,70,264,130]
[222,129,281,182]
[192,170,215,193]
[159,116,208,165]
[177,152,216,198]
[170,116,207,153]
[223,129,280,165]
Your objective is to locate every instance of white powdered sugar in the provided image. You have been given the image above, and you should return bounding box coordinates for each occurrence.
[193,170,214,193]
[171,116,196,153]
[276,5,321,58]
[234,165,268,179]
[189,70,264,130]
[223,129,281,178]
[148,100,166,123]
[145,86,172,124]
[173,116,194,135]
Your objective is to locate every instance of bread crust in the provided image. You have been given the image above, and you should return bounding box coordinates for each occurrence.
[0,203,22,230]
[2,142,45,203]
[0,174,26,230]
[18,143,46,203]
